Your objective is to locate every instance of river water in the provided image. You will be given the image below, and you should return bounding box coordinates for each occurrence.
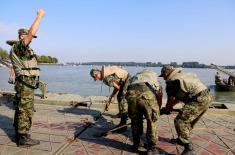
[0,65,235,103]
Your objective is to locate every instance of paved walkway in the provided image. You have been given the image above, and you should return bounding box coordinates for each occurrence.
[0,95,235,155]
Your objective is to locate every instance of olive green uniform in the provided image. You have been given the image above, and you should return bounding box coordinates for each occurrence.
[165,68,212,144]
[125,69,161,148]
[103,72,130,114]
[10,39,40,135]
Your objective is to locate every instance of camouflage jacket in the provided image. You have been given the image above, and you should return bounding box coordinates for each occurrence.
[9,39,39,77]
[129,69,161,92]
[102,66,129,87]
[103,73,127,87]
[166,68,207,101]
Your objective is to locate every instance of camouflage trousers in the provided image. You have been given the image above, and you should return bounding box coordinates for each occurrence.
[14,76,36,134]
[126,83,159,147]
[117,75,131,114]
[117,90,128,115]
[174,90,212,144]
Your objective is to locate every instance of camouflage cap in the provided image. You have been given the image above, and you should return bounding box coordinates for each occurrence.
[159,65,174,77]
[90,69,100,81]
[18,28,37,38]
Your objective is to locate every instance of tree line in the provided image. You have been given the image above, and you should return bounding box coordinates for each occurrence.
[37,55,58,63]
[0,47,9,59]
[81,61,210,68]
[0,47,58,63]
[81,62,164,67]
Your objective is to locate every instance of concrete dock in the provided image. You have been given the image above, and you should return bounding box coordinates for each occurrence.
[0,91,235,155]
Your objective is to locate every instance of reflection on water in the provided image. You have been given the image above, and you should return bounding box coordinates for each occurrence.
[209,85,235,103]
[0,65,234,103]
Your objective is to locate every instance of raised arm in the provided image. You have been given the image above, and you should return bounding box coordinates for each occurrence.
[23,9,46,46]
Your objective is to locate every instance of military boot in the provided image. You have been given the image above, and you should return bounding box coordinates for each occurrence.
[132,144,139,153]
[13,122,31,143]
[132,135,140,153]
[18,134,40,147]
[113,113,127,133]
[181,143,196,155]
[15,133,31,143]
[147,146,161,155]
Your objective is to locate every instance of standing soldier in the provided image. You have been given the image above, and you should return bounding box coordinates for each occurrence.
[159,65,212,155]
[125,69,162,154]
[9,9,45,147]
[90,66,130,131]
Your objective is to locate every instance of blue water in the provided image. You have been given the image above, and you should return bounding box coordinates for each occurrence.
[1,65,235,103]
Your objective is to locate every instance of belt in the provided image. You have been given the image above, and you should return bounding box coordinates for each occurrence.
[190,89,210,101]
[128,83,150,92]
[19,75,37,78]
[16,75,39,89]
[21,67,40,71]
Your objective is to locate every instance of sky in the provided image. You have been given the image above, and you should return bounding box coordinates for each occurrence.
[1,0,235,65]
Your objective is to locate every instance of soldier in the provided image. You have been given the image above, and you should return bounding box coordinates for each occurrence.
[125,69,162,154]
[8,8,45,147]
[159,65,212,155]
[215,72,223,85]
[228,76,235,86]
[90,66,130,131]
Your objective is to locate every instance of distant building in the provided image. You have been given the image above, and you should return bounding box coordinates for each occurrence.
[170,62,178,67]
[79,61,209,68]
[182,62,199,68]
[182,62,207,68]
[157,62,163,67]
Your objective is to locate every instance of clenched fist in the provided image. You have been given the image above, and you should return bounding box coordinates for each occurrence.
[37,8,46,17]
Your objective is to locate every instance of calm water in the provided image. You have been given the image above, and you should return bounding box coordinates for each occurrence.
[0,65,235,103]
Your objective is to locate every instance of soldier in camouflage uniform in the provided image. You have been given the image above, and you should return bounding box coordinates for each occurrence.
[8,9,45,147]
[125,69,162,155]
[159,65,212,155]
[90,66,130,131]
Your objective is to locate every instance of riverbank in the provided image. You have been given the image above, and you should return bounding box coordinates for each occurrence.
[1,65,235,103]
[0,91,235,155]
[1,91,235,115]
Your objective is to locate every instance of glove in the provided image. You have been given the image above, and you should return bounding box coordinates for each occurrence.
[104,102,109,111]
[160,107,171,115]
[8,79,14,84]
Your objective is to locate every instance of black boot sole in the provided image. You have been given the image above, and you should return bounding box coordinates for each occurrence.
[18,142,40,148]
